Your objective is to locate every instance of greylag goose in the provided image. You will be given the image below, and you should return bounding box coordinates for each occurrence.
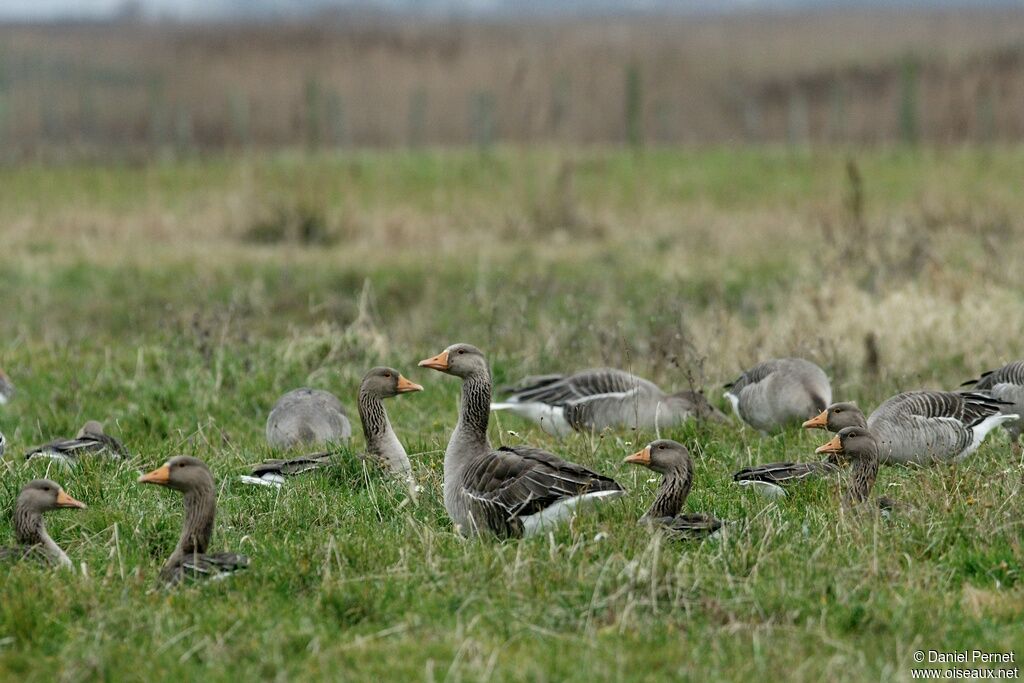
[266,387,351,450]
[866,391,1015,465]
[0,369,13,405]
[815,426,899,513]
[26,420,129,463]
[625,439,723,539]
[723,358,832,433]
[242,367,423,487]
[960,361,1024,454]
[491,368,726,437]
[732,401,868,498]
[419,344,624,538]
[0,480,86,568]
[139,456,249,584]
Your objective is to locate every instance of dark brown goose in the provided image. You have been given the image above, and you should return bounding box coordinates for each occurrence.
[815,426,899,514]
[139,456,249,584]
[25,420,129,464]
[960,360,1024,454]
[625,439,723,540]
[723,358,832,433]
[419,344,624,538]
[0,368,14,405]
[242,367,423,487]
[732,401,866,498]
[0,480,86,568]
[491,368,726,437]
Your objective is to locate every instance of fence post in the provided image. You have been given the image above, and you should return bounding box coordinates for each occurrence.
[828,79,846,143]
[549,73,570,138]
[899,55,919,145]
[305,76,323,150]
[324,89,345,148]
[470,90,495,151]
[625,63,642,148]
[976,84,995,143]
[228,90,250,149]
[408,87,427,148]
[787,88,809,146]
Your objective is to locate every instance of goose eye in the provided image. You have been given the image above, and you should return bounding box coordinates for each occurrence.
[457,349,465,355]
[383,372,391,378]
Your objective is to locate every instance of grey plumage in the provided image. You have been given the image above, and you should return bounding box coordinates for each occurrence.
[493,367,725,437]
[421,344,624,539]
[0,369,13,405]
[724,358,832,433]
[961,360,1024,448]
[25,421,129,463]
[0,431,6,458]
[265,388,351,450]
[816,426,891,513]
[0,479,86,568]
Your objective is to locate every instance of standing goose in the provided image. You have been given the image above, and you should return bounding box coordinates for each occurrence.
[419,344,624,538]
[866,391,1015,465]
[266,388,351,450]
[625,439,723,539]
[0,369,13,405]
[139,456,249,584]
[491,368,726,437]
[732,401,867,498]
[815,426,899,513]
[26,420,129,463]
[724,358,832,433]
[960,360,1024,454]
[0,480,86,567]
[242,367,423,487]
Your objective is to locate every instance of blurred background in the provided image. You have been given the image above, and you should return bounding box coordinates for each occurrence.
[2,1,1024,158]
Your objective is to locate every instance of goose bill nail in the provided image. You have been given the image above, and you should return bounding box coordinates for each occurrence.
[396,375,424,393]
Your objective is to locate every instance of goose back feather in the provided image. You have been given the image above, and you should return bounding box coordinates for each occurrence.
[724,358,831,433]
[266,388,351,450]
[961,361,1024,445]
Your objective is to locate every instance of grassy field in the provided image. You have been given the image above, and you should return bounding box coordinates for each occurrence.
[0,147,1022,681]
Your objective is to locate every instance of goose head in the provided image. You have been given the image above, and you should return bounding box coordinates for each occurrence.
[76,420,106,438]
[803,402,866,432]
[361,367,423,398]
[18,479,87,512]
[815,426,879,464]
[418,343,488,379]
[139,455,214,493]
[624,439,692,475]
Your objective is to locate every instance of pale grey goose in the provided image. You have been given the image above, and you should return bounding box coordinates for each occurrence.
[419,344,624,538]
[266,388,351,450]
[139,456,249,584]
[0,369,13,405]
[960,361,1024,454]
[723,358,832,433]
[732,401,866,498]
[243,367,423,487]
[0,480,86,568]
[491,368,726,437]
[25,421,129,464]
[624,439,723,540]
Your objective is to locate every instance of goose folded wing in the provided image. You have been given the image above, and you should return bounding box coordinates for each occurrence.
[503,368,652,406]
[462,446,623,519]
[725,361,776,392]
[248,452,334,477]
[733,461,838,484]
[659,514,723,538]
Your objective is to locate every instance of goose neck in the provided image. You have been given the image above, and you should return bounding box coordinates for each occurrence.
[645,465,692,520]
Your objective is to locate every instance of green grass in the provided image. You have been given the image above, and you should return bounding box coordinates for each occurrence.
[0,147,1023,681]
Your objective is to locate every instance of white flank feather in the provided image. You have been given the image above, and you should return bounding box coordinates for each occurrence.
[489,402,572,437]
[238,474,284,488]
[735,479,787,499]
[958,413,1021,461]
[521,489,625,537]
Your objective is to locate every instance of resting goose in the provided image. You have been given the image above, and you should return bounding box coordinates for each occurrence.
[419,344,624,538]
[0,431,6,458]
[816,426,899,513]
[0,369,13,405]
[724,358,832,433]
[866,391,1016,465]
[625,439,723,539]
[960,361,1024,454]
[26,421,129,463]
[139,456,249,584]
[731,401,868,498]
[491,368,726,437]
[243,367,423,487]
[266,387,351,450]
[0,480,86,568]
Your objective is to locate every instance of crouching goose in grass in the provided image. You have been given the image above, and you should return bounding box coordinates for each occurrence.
[242,367,423,487]
[139,456,249,584]
[419,344,624,538]
[723,358,831,433]
[865,391,1016,465]
[491,368,726,437]
[0,369,14,405]
[960,361,1024,454]
[625,440,723,540]
[0,480,86,568]
[26,421,129,464]
[266,387,351,450]
[815,427,900,515]
[731,401,867,499]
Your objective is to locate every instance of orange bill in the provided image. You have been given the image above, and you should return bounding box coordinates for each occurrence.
[418,349,450,371]
[624,445,652,465]
[802,409,829,430]
[138,464,171,485]
[56,489,87,509]
[815,435,844,455]
[396,374,424,393]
